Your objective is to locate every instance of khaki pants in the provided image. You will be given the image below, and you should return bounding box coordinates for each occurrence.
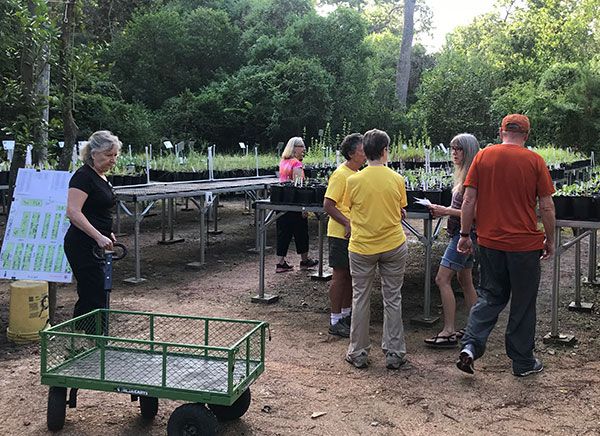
[347,243,408,359]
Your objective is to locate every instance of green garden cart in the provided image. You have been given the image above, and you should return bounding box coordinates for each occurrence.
[40,310,269,435]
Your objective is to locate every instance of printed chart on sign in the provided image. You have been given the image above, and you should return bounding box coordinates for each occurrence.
[0,169,73,282]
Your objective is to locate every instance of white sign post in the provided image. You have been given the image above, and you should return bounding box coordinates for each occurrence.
[239,142,248,156]
[207,146,215,180]
[145,146,151,184]
[255,146,259,177]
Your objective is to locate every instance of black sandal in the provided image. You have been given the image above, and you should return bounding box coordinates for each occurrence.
[424,334,458,348]
[455,328,466,339]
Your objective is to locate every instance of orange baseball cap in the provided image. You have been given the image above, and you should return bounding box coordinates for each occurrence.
[501,114,530,133]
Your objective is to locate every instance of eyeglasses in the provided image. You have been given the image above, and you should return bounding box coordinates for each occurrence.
[450,146,463,152]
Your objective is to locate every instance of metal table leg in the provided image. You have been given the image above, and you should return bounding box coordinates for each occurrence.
[582,230,599,285]
[311,214,332,281]
[187,196,207,269]
[410,217,439,325]
[208,194,223,235]
[158,198,184,245]
[569,228,594,312]
[544,226,575,344]
[124,200,146,284]
[252,206,279,303]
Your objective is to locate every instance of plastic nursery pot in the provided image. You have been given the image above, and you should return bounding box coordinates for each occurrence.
[295,186,315,205]
[270,184,284,204]
[405,190,425,212]
[552,196,573,220]
[111,175,124,186]
[282,184,296,204]
[423,190,442,205]
[593,196,600,220]
[441,188,453,206]
[571,196,594,221]
[0,170,9,185]
[549,168,565,180]
[313,184,327,206]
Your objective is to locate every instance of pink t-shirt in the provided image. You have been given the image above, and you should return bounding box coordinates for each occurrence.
[279,158,304,182]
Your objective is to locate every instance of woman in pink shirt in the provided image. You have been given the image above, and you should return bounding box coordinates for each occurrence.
[275,137,318,272]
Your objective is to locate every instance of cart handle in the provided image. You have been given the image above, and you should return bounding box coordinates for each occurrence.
[92,243,128,261]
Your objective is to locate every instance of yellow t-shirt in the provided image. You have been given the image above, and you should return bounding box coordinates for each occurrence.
[325,163,357,239]
[344,165,408,255]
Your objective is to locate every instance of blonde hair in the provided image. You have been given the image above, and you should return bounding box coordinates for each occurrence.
[281,137,304,159]
[451,133,479,194]
[80,130,122,166]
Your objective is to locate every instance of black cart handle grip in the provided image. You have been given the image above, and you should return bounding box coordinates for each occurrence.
[92,243,128,261]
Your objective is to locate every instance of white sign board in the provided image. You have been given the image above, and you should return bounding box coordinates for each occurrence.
[0,169,73,282]
[2,140,15,150]
[163,141,173,149]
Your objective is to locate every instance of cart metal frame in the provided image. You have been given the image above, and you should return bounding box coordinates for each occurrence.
[40,310,268,407]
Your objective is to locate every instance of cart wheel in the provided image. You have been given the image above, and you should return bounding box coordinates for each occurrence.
[208,388,251,421]
[167,403,217,436]
[47,387,67,431]
[139,396,159,419]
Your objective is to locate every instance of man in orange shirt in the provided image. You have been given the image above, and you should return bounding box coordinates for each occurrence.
[455,114,556,377]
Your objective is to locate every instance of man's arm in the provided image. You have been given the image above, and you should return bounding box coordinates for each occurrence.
[457,186,477,254]
[538,195,556,259]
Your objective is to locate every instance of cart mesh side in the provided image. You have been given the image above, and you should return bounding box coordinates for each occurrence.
[41,310,267,397]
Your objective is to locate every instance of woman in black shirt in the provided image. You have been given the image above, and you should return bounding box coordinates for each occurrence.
[64,130,120,318]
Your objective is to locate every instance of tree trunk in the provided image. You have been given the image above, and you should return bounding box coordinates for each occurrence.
[33,44,50,166]
[57,0,78,172]
[395,0,416,108]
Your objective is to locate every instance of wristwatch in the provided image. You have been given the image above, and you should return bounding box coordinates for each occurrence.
[459,232,470,237]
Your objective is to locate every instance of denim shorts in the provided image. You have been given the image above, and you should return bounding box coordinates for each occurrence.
[329,237,349,269]
[440,233,477,271]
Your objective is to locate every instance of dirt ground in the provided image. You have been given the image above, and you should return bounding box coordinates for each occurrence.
[1,197,600,436]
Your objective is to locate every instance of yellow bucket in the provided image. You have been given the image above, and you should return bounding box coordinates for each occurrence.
[6,280,49,344]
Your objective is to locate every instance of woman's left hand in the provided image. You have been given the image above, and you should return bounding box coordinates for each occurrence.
[428,204,447,217]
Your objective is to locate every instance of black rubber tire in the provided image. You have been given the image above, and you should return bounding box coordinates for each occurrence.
[139,396,159,419]
[47,387,67,431]
[167,403,218,436]
[208,388,251,422]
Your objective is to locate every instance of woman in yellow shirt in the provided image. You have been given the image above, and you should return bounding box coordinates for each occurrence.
[343,129,409,370]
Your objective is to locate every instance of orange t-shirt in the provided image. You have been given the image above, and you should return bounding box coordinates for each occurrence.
[464,144,555,252]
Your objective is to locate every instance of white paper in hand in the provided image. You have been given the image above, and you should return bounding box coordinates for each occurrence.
[413,197,432,207]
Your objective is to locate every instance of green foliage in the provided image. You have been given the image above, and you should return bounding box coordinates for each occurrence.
[410,49,500,144]
[110,6,241,108]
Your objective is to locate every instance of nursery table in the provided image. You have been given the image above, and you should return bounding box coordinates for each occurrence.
[544,219,600,345]
[114,176,279,283]
[252,200,444,325]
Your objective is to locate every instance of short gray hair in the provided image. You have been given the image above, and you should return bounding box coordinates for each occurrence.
[80,130,122,166]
